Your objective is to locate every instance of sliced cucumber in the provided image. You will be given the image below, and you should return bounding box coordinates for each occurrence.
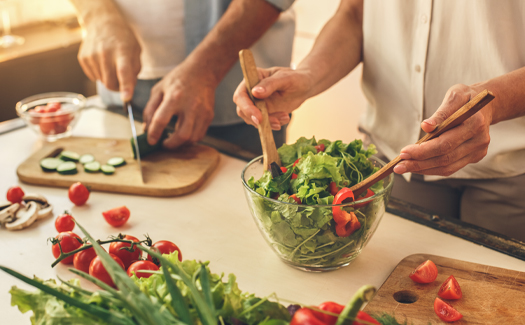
[107,157,126,167]
[59,150,80,162]
[79,154,95,165]
[84,161,101,173]
[40,157,64,172]
[131,130,169,159]
[56,161,78,175]
[100,164,116,175]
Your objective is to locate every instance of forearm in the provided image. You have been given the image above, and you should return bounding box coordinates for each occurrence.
[182,0,281,87]
[471,66,525,124]
[297,0,363,98]
[69,0,126,28]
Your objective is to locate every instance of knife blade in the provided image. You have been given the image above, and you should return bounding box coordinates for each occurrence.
[126,102,144,183]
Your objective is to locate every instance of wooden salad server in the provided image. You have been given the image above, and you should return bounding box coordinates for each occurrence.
[349,89,495,197]
[239,49,281,171]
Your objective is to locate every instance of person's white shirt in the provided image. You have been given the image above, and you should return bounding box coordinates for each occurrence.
[360,0,525,181]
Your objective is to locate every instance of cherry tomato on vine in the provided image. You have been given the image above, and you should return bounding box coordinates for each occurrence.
[55,212,75,233]
[52,232,83,264]
[73,245,105,273]
[409,260,438,284]
[102,206,130,227]
[89,254,125,288]
[68,182,90,206]
[434,297,463,322]
[6,186,25,204]
[109,235,141,269]
[147,240,182,264]
[438,275,462,300]
[127,260,159,279]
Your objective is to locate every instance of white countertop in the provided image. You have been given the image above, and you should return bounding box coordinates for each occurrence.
[1,107,524,323]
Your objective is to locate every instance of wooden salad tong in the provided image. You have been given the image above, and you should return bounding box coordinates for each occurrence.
[239,49,281,171]
[349,89,495,197]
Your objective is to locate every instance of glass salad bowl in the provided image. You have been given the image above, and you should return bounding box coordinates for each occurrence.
[16,92,86,142]
[241,155,394,272]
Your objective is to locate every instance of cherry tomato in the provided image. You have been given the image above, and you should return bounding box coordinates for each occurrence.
[290,194,302,204]
[34,105,47,113]
[329,182,338,196]
[55,112,73,127]
[434,297,463,322]
[147,240,182,265]
[315,143,325,153]
[6,186,24,204]
[89,254,125,288]
[52,232,83,264]
[409,260,438,284]
[102,206,130,227]
[109,235,141,269]
[45,102,61,112]
[73,245,105,273]
[55,212,75,233]
[127,260,159,279]
[68,182,90,206]
[438,275,462,300]
[39,116,56,135]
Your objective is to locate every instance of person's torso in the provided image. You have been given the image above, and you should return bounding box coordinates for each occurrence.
[361,0,525,180]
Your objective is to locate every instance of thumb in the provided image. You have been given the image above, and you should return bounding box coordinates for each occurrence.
[251,73,290,100]
[422,85,471,133]
[116,55,140,103]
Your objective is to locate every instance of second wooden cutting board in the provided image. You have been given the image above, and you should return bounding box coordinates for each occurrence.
[17,136,220,197]
[363,254,525,324]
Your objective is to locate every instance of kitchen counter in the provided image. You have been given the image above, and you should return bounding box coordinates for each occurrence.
[1,107,525,323]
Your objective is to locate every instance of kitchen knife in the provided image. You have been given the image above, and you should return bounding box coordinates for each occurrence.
[126,102,144,183]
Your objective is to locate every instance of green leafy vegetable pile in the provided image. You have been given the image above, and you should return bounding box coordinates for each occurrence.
[244,137,392,268]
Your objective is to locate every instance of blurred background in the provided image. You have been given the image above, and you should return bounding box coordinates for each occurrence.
[0,0,365,143]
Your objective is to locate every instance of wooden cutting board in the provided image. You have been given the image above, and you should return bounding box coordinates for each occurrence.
[17,136,220,197]
[363,254,525,324]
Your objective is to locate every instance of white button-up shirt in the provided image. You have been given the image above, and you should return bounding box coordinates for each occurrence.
[360,0,525,180]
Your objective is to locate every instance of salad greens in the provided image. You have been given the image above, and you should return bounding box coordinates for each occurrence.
[245,137,391,268]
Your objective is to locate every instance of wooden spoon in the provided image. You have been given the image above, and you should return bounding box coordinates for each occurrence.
[349,89,495,197]
[239,49,281,170]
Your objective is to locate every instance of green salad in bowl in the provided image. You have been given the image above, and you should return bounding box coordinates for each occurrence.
[241,137,394,271]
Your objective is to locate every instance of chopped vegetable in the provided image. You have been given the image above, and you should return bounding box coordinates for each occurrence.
[59,151,80,162]
[79,154,95,164]
[56,161,78,175]
[102,206,130,227]
[438,275,462,300]
[100,164,116,175]
[84,161,101,173]
[107,157,126,167]
[409,260,438,284]
[39,157,63,172]
[131,130,169,159]
[434,297,463,322]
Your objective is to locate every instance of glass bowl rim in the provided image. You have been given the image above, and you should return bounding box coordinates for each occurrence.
[16,92,87,117]
[241,154,394,208]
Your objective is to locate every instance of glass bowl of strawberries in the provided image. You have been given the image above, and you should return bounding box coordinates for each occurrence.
[16,92,86,142]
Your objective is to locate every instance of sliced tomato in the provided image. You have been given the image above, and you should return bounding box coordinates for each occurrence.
[290,194,302,204]
[102,206,130,227]
[409,260,438,284]
[280,166,288,173]
[434,297,463,322]
[315,143,325,153]
[292,173,298,179]
[438,275,462,300]
[293,158,301,167]
[329,182,339,196]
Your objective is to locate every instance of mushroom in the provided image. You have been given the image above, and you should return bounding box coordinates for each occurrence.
[23,193,47,206]
[5,202,39,231]
[37,203,53,220]
[0,202,19,227]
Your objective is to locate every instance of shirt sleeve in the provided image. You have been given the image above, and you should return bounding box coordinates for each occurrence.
[265,0,295,11]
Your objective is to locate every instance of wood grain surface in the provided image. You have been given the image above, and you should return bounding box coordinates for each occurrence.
[363,254,525,324]
[17,136,220,197]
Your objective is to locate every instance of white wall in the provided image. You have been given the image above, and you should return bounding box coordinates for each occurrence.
[287,0,366,144]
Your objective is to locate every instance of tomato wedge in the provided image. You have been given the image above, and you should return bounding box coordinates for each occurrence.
[315,143,325,153]
[409,260,438,284]
[434,297,463,322]
[290,194,302,204]
[438,275,462,300]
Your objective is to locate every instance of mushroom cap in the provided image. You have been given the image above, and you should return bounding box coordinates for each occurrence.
[23,193,48,205]
[37,204,53,220]
[6,202,39,231]
[0,203,20,226]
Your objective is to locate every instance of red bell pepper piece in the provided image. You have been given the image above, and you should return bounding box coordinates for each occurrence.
[291,303,379,325]
[290,194,302,204]
[332,188,361,237]
[353,189,375,209]
[310,302,344,325]
[290,308,325,325]
[329,182,339,196]
[280,166,288,173]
